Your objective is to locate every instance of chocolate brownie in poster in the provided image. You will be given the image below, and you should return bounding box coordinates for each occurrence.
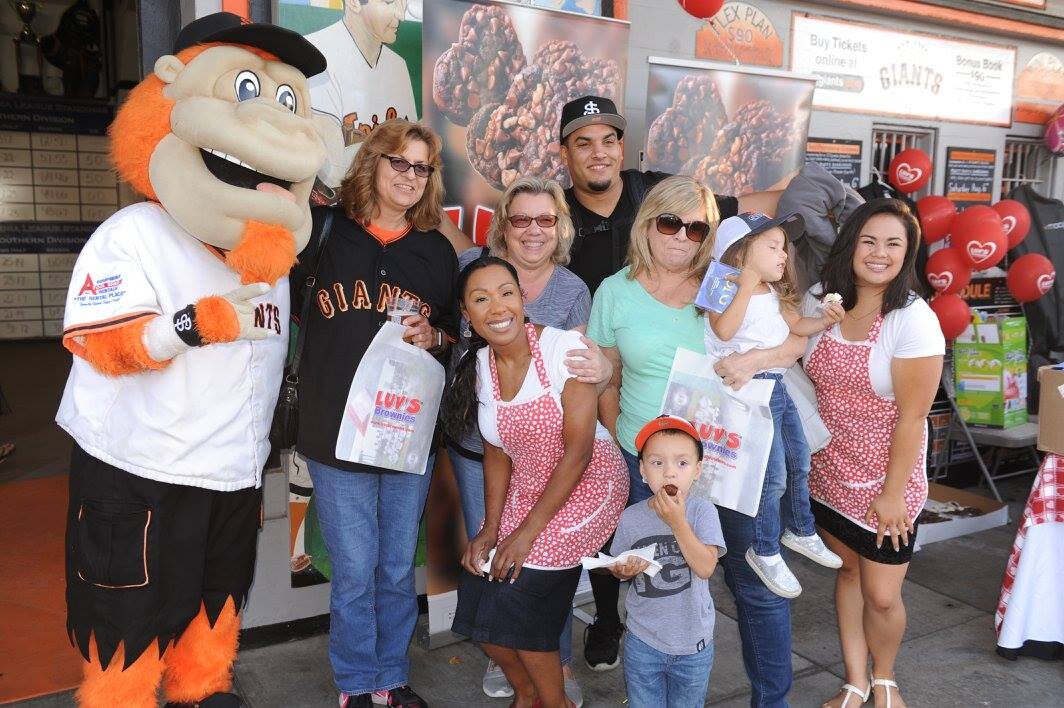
[424,0,628,242]
[645,59,814,196]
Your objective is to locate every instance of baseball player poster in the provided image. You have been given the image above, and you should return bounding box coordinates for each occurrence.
[423,0,630,244]
[644,57,816,196]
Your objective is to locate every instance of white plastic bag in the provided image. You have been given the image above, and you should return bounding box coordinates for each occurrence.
[335,322,445,474]
[660,348,775,517]
[782,364,832,454]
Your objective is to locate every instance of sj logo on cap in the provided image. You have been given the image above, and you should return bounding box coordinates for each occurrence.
[583,100,600,115]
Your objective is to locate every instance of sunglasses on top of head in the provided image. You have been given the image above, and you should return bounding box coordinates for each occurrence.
[507,213,558,228]
[381,155,435,178]
[654,213,711,242]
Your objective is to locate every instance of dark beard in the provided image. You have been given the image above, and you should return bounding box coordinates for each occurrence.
[587,178,613,193]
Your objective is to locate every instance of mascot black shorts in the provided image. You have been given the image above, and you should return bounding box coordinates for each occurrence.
[65,443,262,669]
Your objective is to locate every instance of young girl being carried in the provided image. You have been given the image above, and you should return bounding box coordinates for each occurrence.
[704,212,844,598]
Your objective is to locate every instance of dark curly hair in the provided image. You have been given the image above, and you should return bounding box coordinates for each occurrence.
[442,255,522,442]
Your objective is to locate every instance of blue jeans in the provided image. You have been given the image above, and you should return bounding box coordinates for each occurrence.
[623,631,713,708]
[751,375,816,557]
[307,458,433,695]
[622,446,652,506]
[625,421,792,705]
[446,445,574,666]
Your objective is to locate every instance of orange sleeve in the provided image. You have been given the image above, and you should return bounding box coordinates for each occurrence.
[75,317,169,376]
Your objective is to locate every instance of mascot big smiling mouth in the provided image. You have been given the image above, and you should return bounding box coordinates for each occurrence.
[55,13,333,708]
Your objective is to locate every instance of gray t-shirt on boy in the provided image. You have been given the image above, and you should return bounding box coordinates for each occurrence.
[449,247,592,453]
[610,495,727,656]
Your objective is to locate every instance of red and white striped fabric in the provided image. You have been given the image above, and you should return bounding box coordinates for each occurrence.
[995,454,1064,634]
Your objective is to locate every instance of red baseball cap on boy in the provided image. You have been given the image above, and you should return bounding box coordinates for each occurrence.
[635,415,702,456]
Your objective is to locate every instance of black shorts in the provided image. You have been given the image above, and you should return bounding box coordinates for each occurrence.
[812,500,917,565]
[65,444,262,669]
[451,566,581,652]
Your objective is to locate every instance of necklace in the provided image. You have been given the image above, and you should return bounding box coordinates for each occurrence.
[850,302,882,321]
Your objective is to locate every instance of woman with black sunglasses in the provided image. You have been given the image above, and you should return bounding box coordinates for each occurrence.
[292,119,459,708]
[587,175,718,499]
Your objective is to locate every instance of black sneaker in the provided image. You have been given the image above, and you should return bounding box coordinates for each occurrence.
[164,693,244,708]
[584,620,623,671]
[371,686,428,707]
[340,694,372,708]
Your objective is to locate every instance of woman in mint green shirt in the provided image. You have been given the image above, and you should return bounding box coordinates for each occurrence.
[587,175,718,493]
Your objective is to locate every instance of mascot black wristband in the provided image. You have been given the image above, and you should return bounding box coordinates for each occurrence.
[173,304,205,347]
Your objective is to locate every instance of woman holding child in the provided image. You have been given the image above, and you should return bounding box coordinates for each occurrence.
[447,255,629,708]
[804,199,944,708]
[587,175,807,706]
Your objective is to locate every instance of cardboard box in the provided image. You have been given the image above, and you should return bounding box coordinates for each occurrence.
[954,317,1028,428]
[916,482,1009,548]
[1037,365,1064,456]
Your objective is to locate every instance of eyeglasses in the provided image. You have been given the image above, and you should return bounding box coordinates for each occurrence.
[507,213,558,229]
[381,155,435,178]
[654,213,711,242]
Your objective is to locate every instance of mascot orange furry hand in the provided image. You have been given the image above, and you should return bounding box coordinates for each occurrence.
[54,13,328,708]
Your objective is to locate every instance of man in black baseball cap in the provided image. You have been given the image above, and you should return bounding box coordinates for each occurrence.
[173,11,326,77]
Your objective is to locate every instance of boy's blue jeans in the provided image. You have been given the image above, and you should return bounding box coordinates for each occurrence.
[446,445,574,666]
[307,457,433,696]
[623,631,713,708]
[751,374,816,557]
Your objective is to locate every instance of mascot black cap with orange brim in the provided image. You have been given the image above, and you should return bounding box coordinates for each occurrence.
[174,12,325,77]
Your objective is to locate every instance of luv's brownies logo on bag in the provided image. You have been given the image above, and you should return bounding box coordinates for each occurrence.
[696,421,742,462]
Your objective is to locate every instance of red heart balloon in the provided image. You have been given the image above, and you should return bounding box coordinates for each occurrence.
[1007,253,1056,303]
[678,0,725,19]
[924,247,971,295]
[888,148,932,193]
[929,293,972,340]
[916,196,956,244]
[991,200,1031,250]
[952,205,1006,270]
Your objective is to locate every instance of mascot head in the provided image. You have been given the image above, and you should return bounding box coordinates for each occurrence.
[109,13,328,285]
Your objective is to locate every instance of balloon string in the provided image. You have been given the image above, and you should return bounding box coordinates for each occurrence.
[706,19,741,66]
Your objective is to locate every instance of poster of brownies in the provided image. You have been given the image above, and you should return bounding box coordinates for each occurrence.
[644,58,815,196]
[423,0,629,240]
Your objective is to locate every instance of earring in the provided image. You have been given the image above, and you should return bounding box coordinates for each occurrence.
[461,323,472,338]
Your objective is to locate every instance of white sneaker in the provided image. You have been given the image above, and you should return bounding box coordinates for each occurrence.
[781,529,843,569]
[482,659,514,698]
[746,548,802,598]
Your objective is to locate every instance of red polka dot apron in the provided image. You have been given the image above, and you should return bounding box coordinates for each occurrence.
[805,315,928,531]
[489,324,629,568]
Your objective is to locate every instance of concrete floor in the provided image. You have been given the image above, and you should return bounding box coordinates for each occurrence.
[3,341,1060,707]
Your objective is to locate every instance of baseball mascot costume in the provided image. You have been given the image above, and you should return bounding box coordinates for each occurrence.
[55,13,328,708]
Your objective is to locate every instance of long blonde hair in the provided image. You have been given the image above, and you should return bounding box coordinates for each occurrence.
[339,120,444,232]
[486,176,575,266]
[627,175,718,281]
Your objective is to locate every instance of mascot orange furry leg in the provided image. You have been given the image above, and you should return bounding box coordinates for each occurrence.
[162,600,241,703]
[78,642,164,708]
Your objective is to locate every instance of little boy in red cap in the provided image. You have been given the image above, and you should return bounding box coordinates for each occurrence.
[610,415,727,708]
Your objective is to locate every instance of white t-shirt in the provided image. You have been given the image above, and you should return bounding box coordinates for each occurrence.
[703,287,790,374]
[56,202,288,491]
[800,288,945,399]
[306,21,418,135]
[476,327,612,448]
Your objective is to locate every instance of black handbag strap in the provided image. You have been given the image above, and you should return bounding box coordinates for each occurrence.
[288,209,335,379]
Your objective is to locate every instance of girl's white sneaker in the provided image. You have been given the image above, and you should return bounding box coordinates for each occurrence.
[745,549,802,598]
[781,530,843,569]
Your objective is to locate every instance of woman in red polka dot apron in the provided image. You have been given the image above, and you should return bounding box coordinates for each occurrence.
[802,200,943,708]
[489,322,628,569]
[447,257,628,708]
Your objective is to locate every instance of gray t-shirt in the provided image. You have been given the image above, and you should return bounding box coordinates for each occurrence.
[449,247,592,453]
[610,496,727,656]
